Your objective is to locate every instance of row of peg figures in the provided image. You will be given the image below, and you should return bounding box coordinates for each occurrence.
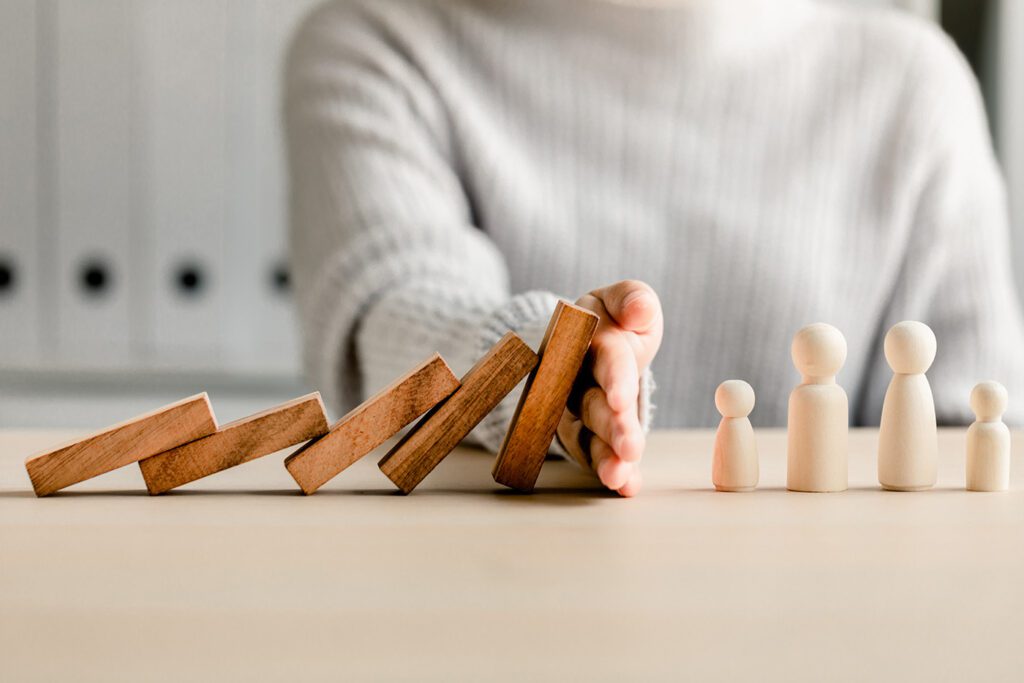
[712,322,1012,493]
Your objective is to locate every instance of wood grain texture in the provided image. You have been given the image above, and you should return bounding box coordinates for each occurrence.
[493,300,598,491]
[379,332,538,494]
[138,393,328,495]
[24,393,217,497]
[285,354,460,494]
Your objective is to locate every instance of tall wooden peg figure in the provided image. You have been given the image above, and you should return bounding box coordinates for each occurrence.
[712,380,758,492]
[966,381,1011,492]
[878,321,938,491]
[787,323,848,492]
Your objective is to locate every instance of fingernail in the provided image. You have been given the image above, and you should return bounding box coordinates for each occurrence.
[617,470,643,498]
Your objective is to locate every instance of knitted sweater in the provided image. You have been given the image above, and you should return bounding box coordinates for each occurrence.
[285,0,1024,448]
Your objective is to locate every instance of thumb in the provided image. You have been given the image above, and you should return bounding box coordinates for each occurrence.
[593,280,660,334]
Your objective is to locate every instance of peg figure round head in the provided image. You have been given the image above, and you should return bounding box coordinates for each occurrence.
[715,379,755,418]
[791,323,847,380]
[884,321,936,374]
[970,381,1008,422]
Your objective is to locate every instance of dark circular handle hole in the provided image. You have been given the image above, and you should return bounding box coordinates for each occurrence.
[0,256,15,295]
[79,258,112,296]
[271,263,290,294]
[174,262,205,297]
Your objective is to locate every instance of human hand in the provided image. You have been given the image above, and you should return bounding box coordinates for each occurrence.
[556,280,663,497]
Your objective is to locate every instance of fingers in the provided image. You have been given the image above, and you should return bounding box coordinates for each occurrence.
[556,410,643,497]
[580,386,644,462]
[589,330,640,414]
[616,469,643,498]
[592,280,661,335]
[590,435,632,490]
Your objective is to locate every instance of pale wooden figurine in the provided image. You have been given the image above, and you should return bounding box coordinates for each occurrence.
[966,381,1011,492]
[787,323,848,492]
[712,380,759,492]
[878,321,938,491]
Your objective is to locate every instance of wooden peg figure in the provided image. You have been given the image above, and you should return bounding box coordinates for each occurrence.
[712,380,758,492]
[787,323,848,492]
[966,381,1011,492]
[878,321,938,491]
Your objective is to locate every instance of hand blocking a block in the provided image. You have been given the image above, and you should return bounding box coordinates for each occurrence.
[493,301,598,491]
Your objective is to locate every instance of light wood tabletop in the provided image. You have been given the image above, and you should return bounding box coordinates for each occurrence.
[1,428,1021,682]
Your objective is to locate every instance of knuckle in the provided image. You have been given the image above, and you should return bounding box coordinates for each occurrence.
[619,278,652,295]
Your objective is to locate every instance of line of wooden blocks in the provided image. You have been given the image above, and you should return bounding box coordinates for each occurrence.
[24,300,599,497]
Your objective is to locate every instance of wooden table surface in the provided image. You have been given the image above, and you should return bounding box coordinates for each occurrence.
[1,428,1021,682]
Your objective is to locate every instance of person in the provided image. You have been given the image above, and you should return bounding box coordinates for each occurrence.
[284,0,1024,496]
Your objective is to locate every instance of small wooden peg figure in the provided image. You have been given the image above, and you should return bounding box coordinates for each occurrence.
[787,323,849,492]
[966,381,1011,492]
[878,321,938,491]
[712,380,758,492]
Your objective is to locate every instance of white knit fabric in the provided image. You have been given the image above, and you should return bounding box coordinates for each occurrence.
[285,0,1024,448]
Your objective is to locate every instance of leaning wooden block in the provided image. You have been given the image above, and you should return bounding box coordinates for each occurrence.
[284,354,460,494]
[493,301,599,491]
[379,332,538,494]
[24,393,217,497]
[138,393,328,495]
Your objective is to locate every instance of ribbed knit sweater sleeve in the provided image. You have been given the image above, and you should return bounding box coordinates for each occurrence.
[283,2,652,450]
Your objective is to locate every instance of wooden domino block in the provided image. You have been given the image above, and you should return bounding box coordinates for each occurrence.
[284,354,460,495]
[378,332,538,494]
[25,393,217,497]
[138,393,328,495]
[493,301,598,491]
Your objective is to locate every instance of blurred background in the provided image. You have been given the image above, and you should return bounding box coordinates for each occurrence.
[0,0,1021,428]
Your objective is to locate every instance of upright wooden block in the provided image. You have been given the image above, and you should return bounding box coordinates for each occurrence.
[492,301,598,491]
[138,393,328,495]
[379,332,538,494]
[284,354,460,494]
[25,393,217,497]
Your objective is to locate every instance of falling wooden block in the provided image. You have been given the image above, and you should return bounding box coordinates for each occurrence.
[493,301,599,491]
[378,332,538,494]
[24,393,217,497]
[284,354,460,495]
[138,393,328,495]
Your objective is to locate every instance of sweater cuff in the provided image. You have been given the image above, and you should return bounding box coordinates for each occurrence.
[638,366,656,434]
